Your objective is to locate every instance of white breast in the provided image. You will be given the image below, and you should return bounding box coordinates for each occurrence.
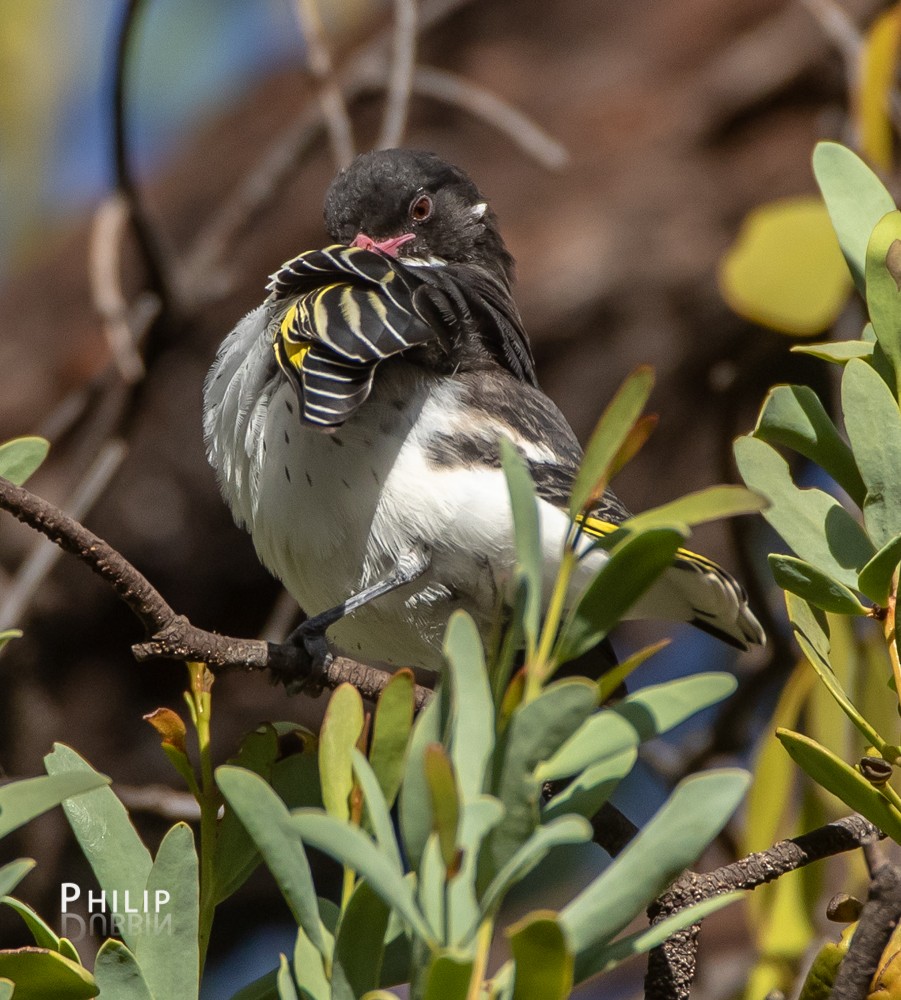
[203,308,541,670]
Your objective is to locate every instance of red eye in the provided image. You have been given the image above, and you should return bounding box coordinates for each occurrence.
[409,194,433,222]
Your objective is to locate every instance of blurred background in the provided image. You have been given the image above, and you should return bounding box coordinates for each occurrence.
[0,0,891,996]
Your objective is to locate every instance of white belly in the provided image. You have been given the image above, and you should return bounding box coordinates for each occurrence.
[203,309,531,670]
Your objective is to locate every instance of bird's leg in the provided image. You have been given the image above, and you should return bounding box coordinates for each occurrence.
[273,547,431,694]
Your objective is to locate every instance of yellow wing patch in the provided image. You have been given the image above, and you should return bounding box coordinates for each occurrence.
[580,514,718,572]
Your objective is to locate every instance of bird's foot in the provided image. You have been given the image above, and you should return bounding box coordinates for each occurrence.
[267,622,334,695]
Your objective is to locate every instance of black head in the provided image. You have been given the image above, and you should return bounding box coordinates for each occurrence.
[323,149,514,286]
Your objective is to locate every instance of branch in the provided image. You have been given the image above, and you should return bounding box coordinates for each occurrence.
[111,0,172,308]
[643,814,883,999]
[294,0,355,168]
[411,65,570,170]
[0,476,432,710]
[830,842,901,999]
[378,0,419,149]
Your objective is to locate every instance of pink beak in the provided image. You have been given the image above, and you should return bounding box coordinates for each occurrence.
[352,232,415,257]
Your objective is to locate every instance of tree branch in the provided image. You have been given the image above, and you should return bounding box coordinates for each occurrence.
[378,0,418,149]
[643,814,883,999]
[0,476,432,709]
[830,842,901,999]
[293,0,355,168]
[111,0,172,309]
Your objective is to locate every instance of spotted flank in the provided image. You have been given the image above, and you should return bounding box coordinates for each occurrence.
[268,245,438,427]
[579,514,765,650]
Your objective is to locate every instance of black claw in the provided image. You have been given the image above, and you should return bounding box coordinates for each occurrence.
[267,624,334,695]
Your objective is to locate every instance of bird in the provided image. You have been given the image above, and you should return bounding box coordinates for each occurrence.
[202,148,764,680]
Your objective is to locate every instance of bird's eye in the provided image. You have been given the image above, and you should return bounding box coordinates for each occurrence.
[409,194,433,222]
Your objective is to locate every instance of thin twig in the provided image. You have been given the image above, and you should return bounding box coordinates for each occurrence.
[294,0,355,168]
[412,65,570,170]
[644,814,883,999]
[115,783,202,821]
[111,0,171,308]
[0,475,432,709]
[831,857,901,999]
[0,441,127,628]
[797,0,863,67]
[89,194,149,383]
[378,0,419,149]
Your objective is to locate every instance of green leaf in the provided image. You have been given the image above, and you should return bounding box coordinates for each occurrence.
[444,611,494,803]
[560,769,749,976]
[537,673,737,782]
[133,823,199,1000]
[554,527,684,664]
[500,437,542,652]
[93,940,153,1000]
[768,554,869,615]
[865,210,901,393]
[424,745,461,873]
[319,684,365,823]
[785,593,886,753]
[535,711,637,785]
[43,745,151,952]
[576,893,741,981]
[777,729,901,842]
[0,770,110,840]
[399,694,443,873]
[753,384,866,507]
[485,679,597,876]
[542,748,637,822]
[0,437,50,486]
[0,949,97,999]
[623,485,765,533]
[609,670,738,740]
[569,366,655,517]
[215,766,327,956]
[213,725,281,905]
[719,196,851,336]
[1,897,61,951]
[508,911,573,1000]
[479,815,593,919]
[812,141,896,295]
[446,797,505,946]
[422,952,474,1000]
[734,435,875,588]
[289,810,434,944]
[333,880,390,1000]
[791,340,875,364]
[276,954,298,1000]
[291,925,329,1000]
[596,639,668,704]
[351,751,403,872]
[842,357,901,546]
[858,531,901,604]
[369,670,415,812]
[0,860,34,899]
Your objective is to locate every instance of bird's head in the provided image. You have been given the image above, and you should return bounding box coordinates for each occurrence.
[323,148,514,286]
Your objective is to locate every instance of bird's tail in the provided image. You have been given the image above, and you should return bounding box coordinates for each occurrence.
[580,517,765,651]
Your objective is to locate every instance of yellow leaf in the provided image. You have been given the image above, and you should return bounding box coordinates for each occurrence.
[856,6,901,172]
[719,197,852,337]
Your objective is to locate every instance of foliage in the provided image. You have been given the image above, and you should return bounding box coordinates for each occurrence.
[0,393,758,998]
[729,139,901,993]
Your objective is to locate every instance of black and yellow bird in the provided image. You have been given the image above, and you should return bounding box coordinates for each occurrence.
[203,149,764,675]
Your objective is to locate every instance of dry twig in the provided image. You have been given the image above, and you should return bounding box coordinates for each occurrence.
[0,475,432,710]
[378,0,419,149]
[643,814,883,999]
[294,0,356,168]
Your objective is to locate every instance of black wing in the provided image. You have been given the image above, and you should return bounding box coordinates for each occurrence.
[269,245,441,427]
